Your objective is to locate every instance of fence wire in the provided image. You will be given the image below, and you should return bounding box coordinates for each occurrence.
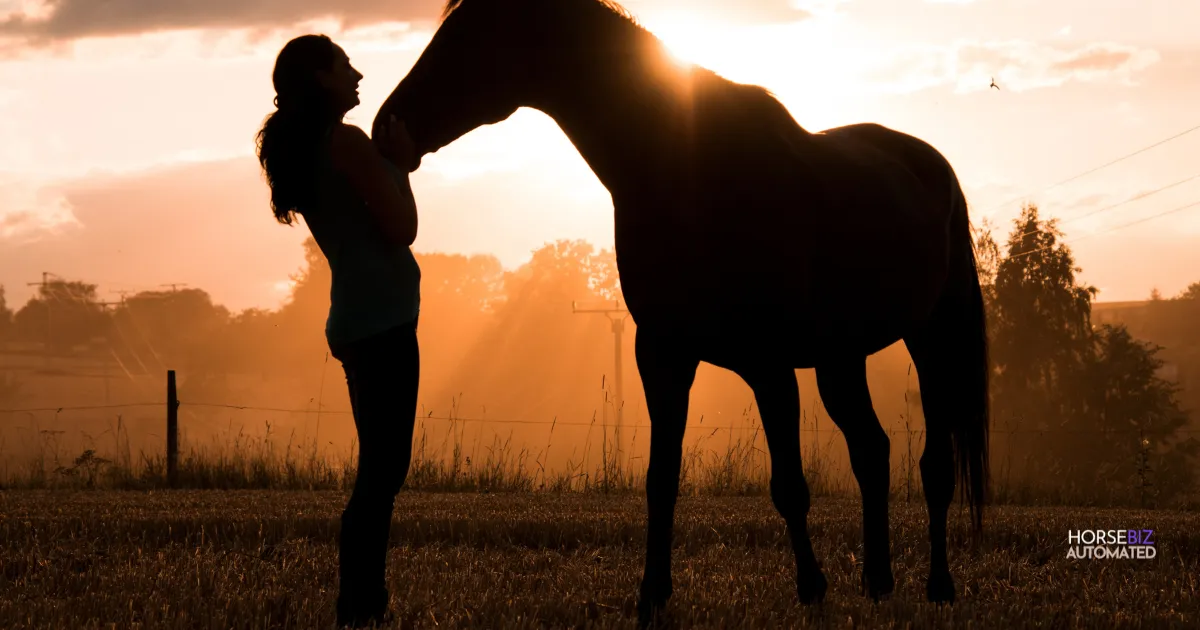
[2,400,1197,435]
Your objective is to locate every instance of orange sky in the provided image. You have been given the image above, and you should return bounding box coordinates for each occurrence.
[1,0,1199,311]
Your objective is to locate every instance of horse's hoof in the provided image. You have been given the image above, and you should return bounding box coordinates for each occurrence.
[636,595,669,627]
[863,567,895,602]
[797,568,828,605]
[926,570,956,604]
[637,577,672,627]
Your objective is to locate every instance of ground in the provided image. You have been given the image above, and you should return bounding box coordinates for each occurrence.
[1,492,1196,629]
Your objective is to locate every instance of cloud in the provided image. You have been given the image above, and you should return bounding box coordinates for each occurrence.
[0,146,613,311]
[0,174,77,240]
[0,0,818,46]
[865,39,1161,94]
[1050,46,1137,72]
[0,0,445,44]
[602,1,815,26]
[0,158,309,311]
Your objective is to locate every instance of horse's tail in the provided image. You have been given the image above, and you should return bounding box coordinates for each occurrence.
[947,179,990,533]
[909,169,991,534]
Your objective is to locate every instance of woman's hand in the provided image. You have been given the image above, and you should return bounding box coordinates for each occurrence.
[379,115,416,169]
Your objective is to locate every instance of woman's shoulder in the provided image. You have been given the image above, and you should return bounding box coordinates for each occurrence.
[329,121,368,141]
[328,123,375,170]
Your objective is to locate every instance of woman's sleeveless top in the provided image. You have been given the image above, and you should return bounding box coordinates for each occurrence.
[301,125,420,353]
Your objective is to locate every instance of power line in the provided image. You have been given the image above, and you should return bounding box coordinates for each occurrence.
[979,121,1200,219]
[1087,199,1200,237]
[0,403,160,413]
[5,399,1200,435]
[5,398,1200,436]
[998,172,1200,243]
[1007,198,1200,261]
[1057,172,1200,227]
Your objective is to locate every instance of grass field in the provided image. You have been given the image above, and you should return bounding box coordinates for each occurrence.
[1,491,1196,629]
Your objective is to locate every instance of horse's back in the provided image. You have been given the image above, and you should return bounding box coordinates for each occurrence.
[736,122,955,312]
[616,90,963,354]
[807,122,956,227]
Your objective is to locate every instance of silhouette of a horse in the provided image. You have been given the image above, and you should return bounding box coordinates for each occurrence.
[375,0,989,621]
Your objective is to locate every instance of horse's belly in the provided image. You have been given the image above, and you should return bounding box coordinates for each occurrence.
[726,205,947,309]
[617,214,949,358]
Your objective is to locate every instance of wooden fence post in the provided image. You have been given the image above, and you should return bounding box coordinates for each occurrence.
[167,369,178,487]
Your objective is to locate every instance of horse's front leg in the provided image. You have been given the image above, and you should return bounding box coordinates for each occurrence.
[635,328,699,626]
[741,366,827,605]
[816,361,894,601]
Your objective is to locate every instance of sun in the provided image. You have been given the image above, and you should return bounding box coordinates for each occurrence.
[639,10,731,71]
[636,9,866,131]
[636,10,805,90]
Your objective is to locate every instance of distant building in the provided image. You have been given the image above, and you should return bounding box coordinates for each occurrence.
[1091,301,1149,327]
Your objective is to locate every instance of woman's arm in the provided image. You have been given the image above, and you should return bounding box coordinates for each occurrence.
[329,123,418,247]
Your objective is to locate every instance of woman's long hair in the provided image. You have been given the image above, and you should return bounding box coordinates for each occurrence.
[256,34,337,225]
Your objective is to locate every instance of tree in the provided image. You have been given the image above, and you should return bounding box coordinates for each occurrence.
[1174,281,1200,302]
[266,237,334,370]
[12,279,110,352]
[277,237,332,325]
[985,204,1095,434]
[981,203,1196,503]
[974,218,1002,295]
[0,285,12,342]
[1081,325,1197,504]
[219,307,279,375]
[0,284,15,409]
[417,251,507,316]
[260,237,513,372]
[431,240,623,421]
[109,288,231,373]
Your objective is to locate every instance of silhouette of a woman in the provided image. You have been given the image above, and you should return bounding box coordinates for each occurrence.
[256,34,420,628]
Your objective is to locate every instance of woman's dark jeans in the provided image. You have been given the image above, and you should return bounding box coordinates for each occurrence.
[329,321,419,626]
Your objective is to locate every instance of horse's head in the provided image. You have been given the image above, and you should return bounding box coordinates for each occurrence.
[375,0,548,171]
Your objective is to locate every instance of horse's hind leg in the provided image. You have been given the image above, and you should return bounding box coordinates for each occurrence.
[904,334,958,604]
[635,329,699,625]
[815,360,895,601]
[742,367,826,605]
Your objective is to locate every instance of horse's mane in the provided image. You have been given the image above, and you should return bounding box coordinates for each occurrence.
[441,0,809,137]
[443,0,634,22]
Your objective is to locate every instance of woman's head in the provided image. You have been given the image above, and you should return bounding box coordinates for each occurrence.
[256,34,364,224]
[272,34,363,116]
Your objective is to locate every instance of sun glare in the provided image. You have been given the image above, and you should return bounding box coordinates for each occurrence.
[639,10,819,88]
[637,9,867,131]
[641,11,721,69]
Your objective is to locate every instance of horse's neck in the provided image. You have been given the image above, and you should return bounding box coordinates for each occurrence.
[540,59,694,205]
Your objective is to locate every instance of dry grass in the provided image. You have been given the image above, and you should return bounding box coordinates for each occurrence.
[3,412,1196,510]
[0,491,1196,629]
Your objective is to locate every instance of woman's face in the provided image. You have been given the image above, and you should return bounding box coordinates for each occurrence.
[317,44,364,116]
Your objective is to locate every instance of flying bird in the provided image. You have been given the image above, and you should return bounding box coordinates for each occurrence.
[990,77,1000,90]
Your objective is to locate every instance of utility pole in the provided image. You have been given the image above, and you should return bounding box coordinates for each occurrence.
[159,283,187,293]
[572,299,630,460]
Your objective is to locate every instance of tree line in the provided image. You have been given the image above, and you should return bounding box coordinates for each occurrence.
[979,204,1197,504]
[0,203,1196,504]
